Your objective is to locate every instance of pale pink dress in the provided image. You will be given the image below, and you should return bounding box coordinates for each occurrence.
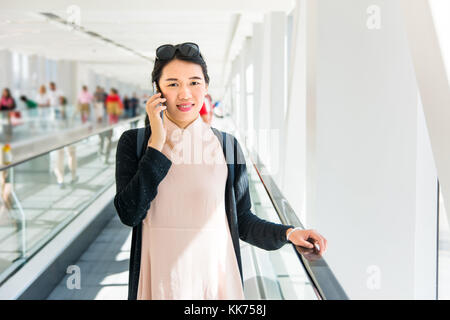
[137,113,245,300]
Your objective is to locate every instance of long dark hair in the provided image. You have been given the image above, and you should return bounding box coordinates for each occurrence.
[144,46,210,128]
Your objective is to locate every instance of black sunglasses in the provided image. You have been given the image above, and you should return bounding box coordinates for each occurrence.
[155,42,200,60]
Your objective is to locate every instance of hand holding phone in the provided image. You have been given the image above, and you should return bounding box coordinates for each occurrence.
[146,85,167,151]
[152,81,164,123]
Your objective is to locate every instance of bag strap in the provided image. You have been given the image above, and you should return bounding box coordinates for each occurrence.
[136,127,146,159]
[211,127,234,185]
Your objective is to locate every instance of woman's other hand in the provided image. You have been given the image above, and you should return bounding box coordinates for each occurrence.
[286,228,328,255]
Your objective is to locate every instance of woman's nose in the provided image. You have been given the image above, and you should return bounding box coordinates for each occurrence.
[178,85,192,100]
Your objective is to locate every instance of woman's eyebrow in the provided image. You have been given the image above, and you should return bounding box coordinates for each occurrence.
[164,76,203,81]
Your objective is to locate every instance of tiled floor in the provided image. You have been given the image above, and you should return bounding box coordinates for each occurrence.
[46,215,130,300]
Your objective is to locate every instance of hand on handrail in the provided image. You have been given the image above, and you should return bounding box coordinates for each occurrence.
[286,228,327,255]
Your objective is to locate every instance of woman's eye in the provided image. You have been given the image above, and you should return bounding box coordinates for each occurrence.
[191,81,200,85]
[168,83,177,87]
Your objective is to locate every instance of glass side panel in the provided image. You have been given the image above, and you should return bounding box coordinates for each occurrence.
[0,120,144,284]
[246,155,318,300]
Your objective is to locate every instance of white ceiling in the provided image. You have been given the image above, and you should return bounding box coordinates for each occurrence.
[0,0,295,98]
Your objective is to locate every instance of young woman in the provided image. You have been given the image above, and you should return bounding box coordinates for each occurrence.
[114,42,327,300]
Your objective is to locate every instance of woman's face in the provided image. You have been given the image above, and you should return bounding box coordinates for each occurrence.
[158,59,208,123]
[39,86,46,94]
[2,89,7,97]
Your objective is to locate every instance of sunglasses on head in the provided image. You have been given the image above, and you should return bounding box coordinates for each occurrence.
[155,42,200,60]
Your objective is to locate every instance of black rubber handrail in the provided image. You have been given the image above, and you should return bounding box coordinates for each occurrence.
[247,147,349,300]
[0,115,145,171]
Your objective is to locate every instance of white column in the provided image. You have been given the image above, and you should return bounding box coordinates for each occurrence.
[282,0,309,224]
[0,50,13,92]
[55,60,76,104]
[252,23,264,134]
[28,54,39,98]
[309,0,436,299]
[257,12,287,183]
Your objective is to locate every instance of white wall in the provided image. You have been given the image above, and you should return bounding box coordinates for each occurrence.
[282,0,309,224]
[0,50,13,93]
[309,0,436,299]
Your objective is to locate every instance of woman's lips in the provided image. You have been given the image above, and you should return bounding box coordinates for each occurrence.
[176,103,194,112]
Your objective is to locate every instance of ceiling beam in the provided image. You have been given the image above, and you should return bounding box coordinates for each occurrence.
[0,0,295,13]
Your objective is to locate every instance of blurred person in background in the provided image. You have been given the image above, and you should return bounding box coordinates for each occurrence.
[0,88,16,136]
[49,87,77,188]
[58,96,68,122]
[123,94,131,118]
[130,92,139,118]
[206,93,213,124]
[102,87,108,106]
[48,82,63,128]
[35,85,50,130]
[129,92,139,128]
[93,86,105,124]
[20,95,38,131]
[77,85,93,123]
[199,93,213,125]
[0,144,13,213]
[105,88,123,124]
[53,144,78,189]
[100,88,122,165]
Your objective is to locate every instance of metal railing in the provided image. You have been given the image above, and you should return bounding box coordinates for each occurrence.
[246,148,349,300]
[0,116,144,285]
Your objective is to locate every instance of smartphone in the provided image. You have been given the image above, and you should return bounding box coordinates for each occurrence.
[152,81,164,123]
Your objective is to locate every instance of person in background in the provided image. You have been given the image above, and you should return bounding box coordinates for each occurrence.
[100,88,122,164]
[105,88,123,124]
[0,88,16,111]
[20,95,38,131]
[0,144,13,212]
[93,86,105,124]
[77,85,93,123]
[130,92,139,118]
[101,87,108,118]
[123,94,131,118]
[199,95,212,125]
[48,82,63,127]
[53,143,78,189]
[35,85,50,130]
[205,93,213,124]
[58,96,68,122]
[212,100,223,118]
[20,95,37,110]
[102,87,108,105]
[1,88,16,136]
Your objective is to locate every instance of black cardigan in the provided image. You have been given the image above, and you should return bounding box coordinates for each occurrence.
[114,125,295,300]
